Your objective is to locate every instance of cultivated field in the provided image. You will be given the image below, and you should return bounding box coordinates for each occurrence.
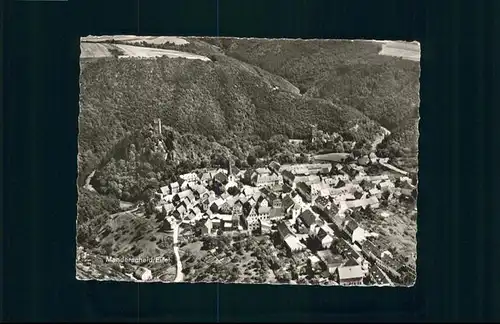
[378,41,420,62]
[80,43,114,58]
[80,42,211,61]
[113,44,210,60]
[82,35,190,45]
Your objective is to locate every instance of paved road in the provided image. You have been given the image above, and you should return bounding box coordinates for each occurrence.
[379,161,409,176]
[173,222,185,282]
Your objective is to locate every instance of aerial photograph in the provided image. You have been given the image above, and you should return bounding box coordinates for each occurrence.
[76,36,420,286]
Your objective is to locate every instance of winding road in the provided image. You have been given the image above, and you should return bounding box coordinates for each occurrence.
[371,127,391,152]
[83,170,97,192]
[371,127,410,175]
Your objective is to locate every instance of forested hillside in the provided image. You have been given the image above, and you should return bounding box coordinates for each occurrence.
[200,38,420,131]
[78,48,381,178]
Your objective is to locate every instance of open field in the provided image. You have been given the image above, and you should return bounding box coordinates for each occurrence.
[378,41,420,62]
[313,152,351,162]
[82,35,190,45]
[80,43,113,58]
[114,44,210,60]
[80,42,210,61]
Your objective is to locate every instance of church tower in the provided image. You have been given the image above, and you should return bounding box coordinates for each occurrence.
[227,158,235,182]
[154,118,162,136]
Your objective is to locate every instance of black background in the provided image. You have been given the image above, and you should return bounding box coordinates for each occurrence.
[3,0,499,322]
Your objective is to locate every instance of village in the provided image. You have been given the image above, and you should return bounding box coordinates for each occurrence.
[148,142,418,286]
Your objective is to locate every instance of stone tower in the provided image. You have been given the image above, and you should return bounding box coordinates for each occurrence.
[154,118,162,136]
[227,157,235,182]
[311,124,319,140]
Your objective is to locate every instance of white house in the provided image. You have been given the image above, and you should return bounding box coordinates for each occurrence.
[284,236,306,253]
[180,172,199,183]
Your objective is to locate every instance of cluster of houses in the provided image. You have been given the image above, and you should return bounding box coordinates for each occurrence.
[152,156,417,286]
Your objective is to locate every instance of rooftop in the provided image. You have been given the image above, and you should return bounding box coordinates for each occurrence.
[269,207,285,218]
[298,209,317,227]
[317,250,344,266]
[277,221,294,238]
[338,264,364,280]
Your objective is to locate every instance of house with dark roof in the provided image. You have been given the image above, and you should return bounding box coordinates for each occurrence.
[282,195,295,213]
[219,201,232,214]
[369,265,392,286]
[210,218,221,231]
[233,200,243,216]
[357,239,382,261]
[277,221,294,241]
[187,206,202,220]
[269,161,281,173]
[296,182,312,202]
[315,196,330,210]
[343,216,360,236]
[200,198,210,212]
[337,258,365,286]
[314,225,338,249]
[317,250,345,274]
[178,178,189,191]
[214,172,228,185]
[335,239,363,263]
[161,217,175,232]
[242,200,255,216]
[231,165,241,177]
[209,198,225,213]
[281,170,295,186]
[282,183,293,194]
[172,205,187,219]
[296,209,317,230]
